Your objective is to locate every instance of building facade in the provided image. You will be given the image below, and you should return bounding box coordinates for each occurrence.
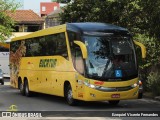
[40,2,60,17]
[7,10,45,38]
[45,8,63,28]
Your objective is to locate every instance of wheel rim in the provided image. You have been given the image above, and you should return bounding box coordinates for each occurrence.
[20,83,23,92]
[25,83,29,95]
[67,88,73,104]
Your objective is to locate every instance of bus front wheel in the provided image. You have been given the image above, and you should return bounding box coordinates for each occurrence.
[65,84,77,106]
[108,100,120,105]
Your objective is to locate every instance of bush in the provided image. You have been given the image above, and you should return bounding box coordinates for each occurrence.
[147,72,160,96]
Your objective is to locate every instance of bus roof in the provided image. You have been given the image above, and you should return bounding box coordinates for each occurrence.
[12,22,129,41]
[67,22,129,34]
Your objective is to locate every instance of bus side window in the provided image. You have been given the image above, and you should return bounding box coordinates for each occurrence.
[67,31,80,61]
[75,46,84,75]
[56,33,68,59]
[44,35,56,56]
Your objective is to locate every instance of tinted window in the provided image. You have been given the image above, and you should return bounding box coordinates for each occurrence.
[67,31,84,74]
[55,33,68,58]
[0,46,9,52]
[12,32,68,58]
[10,41,21,53]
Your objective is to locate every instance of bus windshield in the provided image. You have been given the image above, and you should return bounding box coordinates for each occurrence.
[83,34,137,81]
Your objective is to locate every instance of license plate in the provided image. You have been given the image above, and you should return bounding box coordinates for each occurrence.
[111,94,120,98]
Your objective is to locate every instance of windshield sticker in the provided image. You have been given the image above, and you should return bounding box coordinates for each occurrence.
[115,70,122,77]
[85,41,88,46]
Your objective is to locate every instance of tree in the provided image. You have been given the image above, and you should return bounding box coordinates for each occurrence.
[138,0,160,40]
[59,0,160,40]
[0,0,20,42]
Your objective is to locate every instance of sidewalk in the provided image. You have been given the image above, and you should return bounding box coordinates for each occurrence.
[143,92,160,101]
[154,96,160,101]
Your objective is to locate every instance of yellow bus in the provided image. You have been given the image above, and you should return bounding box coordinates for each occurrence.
[10,22,146,105]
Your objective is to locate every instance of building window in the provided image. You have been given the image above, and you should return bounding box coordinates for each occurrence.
[42,6,46,11]
[54,6,57,11]
[13,26,19,32]
[24,26,28,32]
[19,26,23,32]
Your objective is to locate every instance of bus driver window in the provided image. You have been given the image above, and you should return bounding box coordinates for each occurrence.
[74,47,84,75]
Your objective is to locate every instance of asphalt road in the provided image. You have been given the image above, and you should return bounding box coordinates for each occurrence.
[0,78,160,120]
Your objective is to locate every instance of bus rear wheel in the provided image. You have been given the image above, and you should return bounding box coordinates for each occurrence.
[19,81,25,96]
[65,84,77,106]
[24,80,32,97]
[108,100,120,105]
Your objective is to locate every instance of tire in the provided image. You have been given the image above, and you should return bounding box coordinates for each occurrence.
[65,84,77,106]
[19,81,25,96]
[138,93,143,99]
[1,80,4,85]
[24,80,32,97]
[108,100,120,105]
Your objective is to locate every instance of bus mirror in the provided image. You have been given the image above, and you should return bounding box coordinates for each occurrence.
[134,40,146,58]
[74,41,88,59]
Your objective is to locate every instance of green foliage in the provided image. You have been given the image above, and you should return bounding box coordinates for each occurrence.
[0,0,20,42]
[59,0,141,33]
[138,0,160,40]
[134,34,160,68]
[134,34,160,92]
[147,72,160,96]
[59,0,160,40]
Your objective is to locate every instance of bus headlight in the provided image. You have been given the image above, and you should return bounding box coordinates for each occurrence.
[84,81,96,89]
[131,80,143,88]
[131,83,138,88]
[90,84,96,89]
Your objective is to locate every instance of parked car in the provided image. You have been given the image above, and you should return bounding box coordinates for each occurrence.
[0,69,4,85]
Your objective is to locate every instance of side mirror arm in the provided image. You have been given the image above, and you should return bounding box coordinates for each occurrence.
[74,41,88,59]
[134,40,146,58]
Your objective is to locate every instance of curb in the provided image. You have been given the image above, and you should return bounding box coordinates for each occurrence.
[143,94,160,101]
[154,96,160,101]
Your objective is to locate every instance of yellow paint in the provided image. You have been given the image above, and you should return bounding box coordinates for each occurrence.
[74,41,88,59]
[7,105,18,111]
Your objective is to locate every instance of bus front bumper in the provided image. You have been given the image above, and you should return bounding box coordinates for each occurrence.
[79,86,139,101]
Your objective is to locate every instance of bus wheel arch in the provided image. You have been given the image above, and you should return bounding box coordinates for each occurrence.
[64,81,77,106]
